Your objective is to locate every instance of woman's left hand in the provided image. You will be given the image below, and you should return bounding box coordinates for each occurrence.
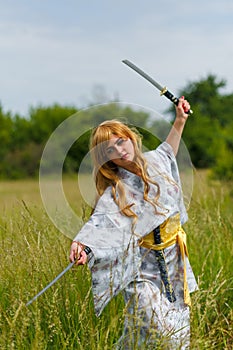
[69,241,88,265]
[175,96,191,122]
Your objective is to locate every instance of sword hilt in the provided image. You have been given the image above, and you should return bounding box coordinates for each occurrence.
[161,87,193,115]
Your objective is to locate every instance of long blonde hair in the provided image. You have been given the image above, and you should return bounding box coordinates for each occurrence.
[90,120,161,220]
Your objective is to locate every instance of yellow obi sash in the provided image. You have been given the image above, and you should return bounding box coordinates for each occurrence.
[139,213,191,306]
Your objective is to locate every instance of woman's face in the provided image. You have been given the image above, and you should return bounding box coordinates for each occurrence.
[105,134,135,168]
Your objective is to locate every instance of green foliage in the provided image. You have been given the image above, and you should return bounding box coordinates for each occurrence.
[0,105,13,157]
[3,142,44,178]
[212,143,233,181]
[175,74,233,179]
[65,129,92,173]
[0,104,78,179]
[29,104,78,144]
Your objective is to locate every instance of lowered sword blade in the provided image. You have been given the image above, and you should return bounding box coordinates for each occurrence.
[26,261,75,306]
[122,59,193,114]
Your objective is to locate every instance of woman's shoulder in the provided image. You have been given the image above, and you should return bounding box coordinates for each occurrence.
[144,141,176,170]
[94,186,117,212]
[144,141,174,160]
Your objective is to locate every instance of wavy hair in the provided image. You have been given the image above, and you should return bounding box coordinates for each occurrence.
[90,119,162,220]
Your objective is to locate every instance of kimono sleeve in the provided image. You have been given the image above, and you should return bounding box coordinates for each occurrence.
[155,142,180,182]
[148,141,188,224]
[72,187,133,254]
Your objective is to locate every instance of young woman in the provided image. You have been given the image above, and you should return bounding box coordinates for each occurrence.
[69,97,198,349]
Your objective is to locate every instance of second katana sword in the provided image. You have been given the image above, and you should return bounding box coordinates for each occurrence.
[26,260,75,306]
[122,59,193,114]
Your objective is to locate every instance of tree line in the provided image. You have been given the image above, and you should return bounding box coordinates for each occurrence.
[0,74,232,180]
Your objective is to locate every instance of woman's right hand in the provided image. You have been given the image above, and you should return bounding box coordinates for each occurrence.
[69,241,88,265]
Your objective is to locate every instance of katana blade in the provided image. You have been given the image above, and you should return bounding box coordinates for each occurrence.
[122,59,164,91]
[26,261,75,306]
[122,59,193,114]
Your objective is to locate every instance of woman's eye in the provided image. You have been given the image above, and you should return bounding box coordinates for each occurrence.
[106,138,125,156]
[117,138,124,146]
[106,148,113,155]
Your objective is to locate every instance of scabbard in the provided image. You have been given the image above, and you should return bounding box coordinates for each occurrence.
[153,226,176,303]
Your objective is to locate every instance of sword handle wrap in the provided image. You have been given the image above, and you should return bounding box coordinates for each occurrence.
[84,246,92,255]
[161,89,179,105]
[162,89,193,115]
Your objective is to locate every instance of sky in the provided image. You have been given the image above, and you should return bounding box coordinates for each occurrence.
[0,0,233,117]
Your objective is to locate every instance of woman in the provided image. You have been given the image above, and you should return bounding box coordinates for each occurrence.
[69,97,198,349]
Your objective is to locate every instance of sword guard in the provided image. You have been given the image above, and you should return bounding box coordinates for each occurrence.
[162,89,179,106]
[160,87,168,96]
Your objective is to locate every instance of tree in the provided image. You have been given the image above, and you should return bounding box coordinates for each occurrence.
[171,74,233,179]
[0,104,13,154]
[29,104,78,144]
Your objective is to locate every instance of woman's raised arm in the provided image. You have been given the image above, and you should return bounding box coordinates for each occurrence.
[165,96,191,156]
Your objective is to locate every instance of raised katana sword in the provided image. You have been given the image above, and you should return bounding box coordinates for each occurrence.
[26,260,75,306]
[122,59,193,114]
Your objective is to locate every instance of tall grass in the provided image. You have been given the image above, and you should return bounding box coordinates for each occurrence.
[0,171,232,349]
[187,170,233,349]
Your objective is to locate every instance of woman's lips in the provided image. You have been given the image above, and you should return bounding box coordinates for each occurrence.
[121,153,129,160]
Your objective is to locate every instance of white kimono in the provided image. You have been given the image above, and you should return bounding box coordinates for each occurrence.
[73,142,198,349]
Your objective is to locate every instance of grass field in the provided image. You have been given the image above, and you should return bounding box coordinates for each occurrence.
[0,170,232,349]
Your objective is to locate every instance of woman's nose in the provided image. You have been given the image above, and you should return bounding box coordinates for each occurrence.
[115,145,123,156]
